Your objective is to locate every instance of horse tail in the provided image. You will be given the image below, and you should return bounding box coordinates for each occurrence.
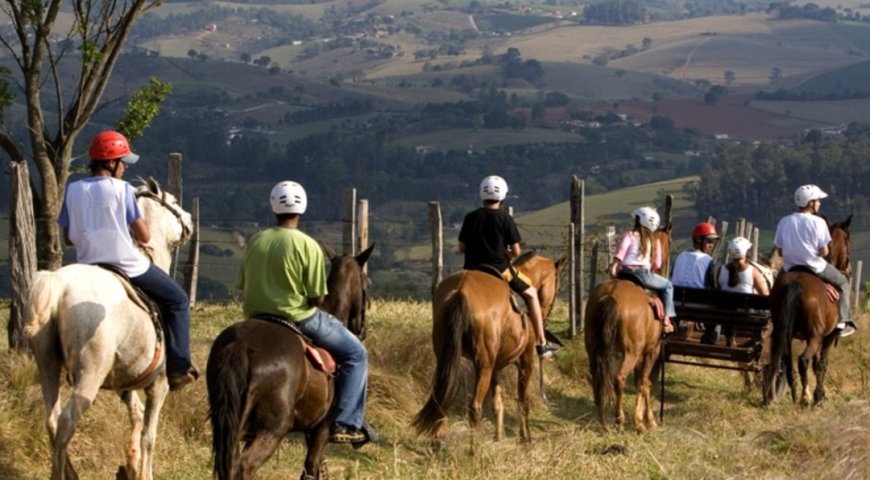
[766,280,800,405]
[589,295,622,409]
[207,329,251,480]
[412,291,468,436]
[23,271,66,345]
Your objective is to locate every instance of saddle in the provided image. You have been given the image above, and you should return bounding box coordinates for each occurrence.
[469,264,528,314]
[251,314,337,376]
[616,270,666,320]
[787,265,840,303]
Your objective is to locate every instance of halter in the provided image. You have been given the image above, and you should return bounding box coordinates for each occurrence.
[135,187,192,244]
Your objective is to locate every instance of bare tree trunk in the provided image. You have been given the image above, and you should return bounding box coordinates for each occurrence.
[8,160,38,351]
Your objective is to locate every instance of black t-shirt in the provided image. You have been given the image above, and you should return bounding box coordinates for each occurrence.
[458,207,522,271]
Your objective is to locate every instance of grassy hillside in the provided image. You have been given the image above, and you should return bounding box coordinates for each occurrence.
[1,300,868,479]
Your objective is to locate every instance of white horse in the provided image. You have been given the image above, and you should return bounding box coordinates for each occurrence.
[25,177,192,480]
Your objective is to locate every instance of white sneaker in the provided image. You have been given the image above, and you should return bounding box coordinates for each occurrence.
[836,321,846,330]
[838,324,856,338]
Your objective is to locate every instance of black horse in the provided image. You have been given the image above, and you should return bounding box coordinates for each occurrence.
[207,245,374,480]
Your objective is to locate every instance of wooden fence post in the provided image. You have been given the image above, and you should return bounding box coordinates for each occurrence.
[853,260,862,312]
[568,223,576,337]
[751,227,760,263]
[570,175,585,335]
[428,202,443,297]
[183,197,200,305]
[358,199,369,274]
[343,188,357,255]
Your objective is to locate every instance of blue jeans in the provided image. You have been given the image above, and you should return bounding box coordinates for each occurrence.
[816,264,853,324]
[298,309,368,429]
[628,268,676,318]
[130,263,192,375]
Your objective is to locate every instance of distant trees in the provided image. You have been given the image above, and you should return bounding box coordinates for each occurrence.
[767,2,838,22]
[584,0,647,25]
[704,85,727,105]
[724,70,735,85]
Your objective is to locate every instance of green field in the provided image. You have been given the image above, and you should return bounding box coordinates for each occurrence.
[394,127,584,150]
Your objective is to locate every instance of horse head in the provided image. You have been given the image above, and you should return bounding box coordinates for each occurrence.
[827,214,852,276]
[134,177,193,273]
[516,251,568,323]
[320,242,375,339]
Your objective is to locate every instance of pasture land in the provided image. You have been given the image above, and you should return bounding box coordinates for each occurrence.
[497,14,864,87]
[539,62,695,101]
[1,299,868,479]
[750,97,870,127]
[787,60,870,95]
[393,127,584,150]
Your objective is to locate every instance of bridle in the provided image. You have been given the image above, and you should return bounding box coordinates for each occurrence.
[135,187,192,244]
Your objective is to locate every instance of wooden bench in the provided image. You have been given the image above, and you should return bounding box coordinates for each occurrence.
[658,286,772,419]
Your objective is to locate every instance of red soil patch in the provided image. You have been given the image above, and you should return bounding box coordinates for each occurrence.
[609,94,797,140]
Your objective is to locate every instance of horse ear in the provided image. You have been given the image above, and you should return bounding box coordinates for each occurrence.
[146,177,161,194]
[843,214,852,230]
[318,240,338,261]
[356,243,376,267]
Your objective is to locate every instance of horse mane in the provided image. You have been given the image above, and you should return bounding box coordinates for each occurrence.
[513,250,537,267]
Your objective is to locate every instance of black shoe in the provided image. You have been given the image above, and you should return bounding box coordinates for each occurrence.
[330,425,366,444]
[536,343,557,359]
[168,365,200,392]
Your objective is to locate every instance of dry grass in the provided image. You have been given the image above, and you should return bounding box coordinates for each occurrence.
[1,299,869,479]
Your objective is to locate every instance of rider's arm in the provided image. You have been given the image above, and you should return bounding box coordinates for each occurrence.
[819,245,830,258]
[752,268,770,296]
[508,242,521,260]
[130,218,151,245]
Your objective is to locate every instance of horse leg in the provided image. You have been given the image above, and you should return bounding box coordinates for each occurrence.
[118,391,145,480]
[614,353,638,430]
[139,377,169,480]
[812,336,836,406]
[491,377,504,442]
[53,370,108,480]
[798,338,822,407]
[637,348,659,432]
[470,363,494,429]
[516,354,534,443]
[302,424,330,479]
[240,413,293,479]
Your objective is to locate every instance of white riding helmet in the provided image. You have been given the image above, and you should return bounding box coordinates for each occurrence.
[480,175,508,201]
[727,236,752,259]
[794,184,828,207]
[270,181,307,214]
[632,206,660,231]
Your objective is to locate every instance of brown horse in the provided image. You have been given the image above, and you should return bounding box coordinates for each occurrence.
[206,245,372,480]
[321,244,375,339]
[412,252,567,450]
[764,215,851,407]
[584,226,672,433]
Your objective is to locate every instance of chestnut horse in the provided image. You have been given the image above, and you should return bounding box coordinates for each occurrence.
[206,245,373,480]
[413,252,567,450]
[584,226,672,433]
[764,215,851,407]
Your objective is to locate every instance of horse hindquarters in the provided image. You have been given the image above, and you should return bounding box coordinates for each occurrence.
[584,290,624,428]
[207,326,252,480]
[412,291,469,442]
[765,279,802,406]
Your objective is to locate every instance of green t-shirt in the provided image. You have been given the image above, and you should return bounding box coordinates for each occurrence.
[236,227,327,321]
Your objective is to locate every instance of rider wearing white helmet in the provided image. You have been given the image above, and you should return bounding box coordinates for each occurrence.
[58,131,197,391]
[237,180,375,445]
[774,184,855,337]
[708,236,770,345]
[458,175,557,358]
[608,206,676,333]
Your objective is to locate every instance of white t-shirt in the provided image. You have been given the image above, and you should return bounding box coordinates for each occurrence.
[671,250,713,288]
[774,212,831,273]
[58,177,150,277]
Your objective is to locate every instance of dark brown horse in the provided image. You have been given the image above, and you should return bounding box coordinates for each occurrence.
[585,226,672,433]
[206,246,373,480]
[764,216,851,407]
[413,252,567,450]
[321,243,375,339]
